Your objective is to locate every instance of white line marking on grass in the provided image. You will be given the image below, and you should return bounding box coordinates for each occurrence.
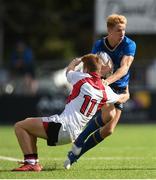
[40,156,145,161]
[0,156,21,162]
[98,146,156,150]
[0,155,149,162]
[83,157,145,160]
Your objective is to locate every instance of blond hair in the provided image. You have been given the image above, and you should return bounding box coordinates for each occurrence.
[107,14,127,28]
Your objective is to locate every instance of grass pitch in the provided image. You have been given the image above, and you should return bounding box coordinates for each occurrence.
[0,124,156,179]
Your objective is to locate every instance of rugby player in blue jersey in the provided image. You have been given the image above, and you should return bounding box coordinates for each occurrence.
[64,14,136,169]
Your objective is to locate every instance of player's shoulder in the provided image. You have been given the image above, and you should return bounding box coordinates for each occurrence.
[94,38,104,47]
[68,70,90,79]
[67,70,91,84]
[124,36,136,46]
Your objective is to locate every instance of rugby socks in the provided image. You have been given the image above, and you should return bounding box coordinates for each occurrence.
[77,129,103,159]
[24,153,38,165]
[75,114,104,147]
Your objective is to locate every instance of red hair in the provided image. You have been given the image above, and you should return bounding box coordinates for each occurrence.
[81,54,102,73]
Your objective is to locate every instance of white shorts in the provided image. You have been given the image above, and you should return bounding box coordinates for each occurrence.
[42,115,72,146]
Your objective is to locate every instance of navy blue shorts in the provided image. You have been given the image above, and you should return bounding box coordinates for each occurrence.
[111,86,127,111]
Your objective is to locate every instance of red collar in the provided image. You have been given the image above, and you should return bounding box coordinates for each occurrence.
[89,72,101,78]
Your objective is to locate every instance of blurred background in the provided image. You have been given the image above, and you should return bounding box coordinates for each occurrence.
[0,0,155,124]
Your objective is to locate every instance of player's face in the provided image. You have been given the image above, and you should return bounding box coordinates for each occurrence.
[108,23,126,43]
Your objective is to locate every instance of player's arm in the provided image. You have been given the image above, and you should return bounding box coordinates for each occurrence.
[66,58,82,75]
[116,92,129,104]
[115,84,130,104]
[104,55,134,85]
[105,85,130,104]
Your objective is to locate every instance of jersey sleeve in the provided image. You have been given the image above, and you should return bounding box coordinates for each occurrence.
[124,41,136,57]
[105,86,120,104]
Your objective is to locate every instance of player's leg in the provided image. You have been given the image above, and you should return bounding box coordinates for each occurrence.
[77,105,119,157]
[76,104,122,157]
[74,104,113,149]
[100,108,122,138]
[14,117,47,154]
[13,117,47,171]
[74,111,104,148]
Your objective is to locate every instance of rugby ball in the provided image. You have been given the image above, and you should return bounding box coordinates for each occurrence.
[98,52,114,78]
[97,52,112,65]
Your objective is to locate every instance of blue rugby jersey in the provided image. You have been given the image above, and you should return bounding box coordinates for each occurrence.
[92,36,136,88]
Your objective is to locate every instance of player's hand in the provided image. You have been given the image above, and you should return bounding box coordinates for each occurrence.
[66,57,82,75]
[71,58,81,66]
[102,79,109,86]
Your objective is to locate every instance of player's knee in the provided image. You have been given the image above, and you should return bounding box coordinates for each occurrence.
[106,126,115,136]
[102,110,116,124]
[100,126,114,138]
[14,118,27,130]
[108,128,114,135]
[14,121,22,130]
[14,122,20,131]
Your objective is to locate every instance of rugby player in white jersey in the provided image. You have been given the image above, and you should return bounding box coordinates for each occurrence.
[12,53,128,171]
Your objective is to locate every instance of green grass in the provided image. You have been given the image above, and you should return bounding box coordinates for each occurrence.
[0,124,156,179]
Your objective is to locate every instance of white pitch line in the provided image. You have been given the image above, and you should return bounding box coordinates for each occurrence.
[82,157,145,160]
[0,155,151,162]
[0,156,21,162]
[40,156,145,161]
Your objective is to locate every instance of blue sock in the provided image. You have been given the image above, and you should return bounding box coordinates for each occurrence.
[77,129,103,159]
[75,112,104,147]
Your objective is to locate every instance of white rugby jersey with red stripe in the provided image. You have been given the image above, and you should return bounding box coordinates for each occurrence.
[59,70,120,140]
